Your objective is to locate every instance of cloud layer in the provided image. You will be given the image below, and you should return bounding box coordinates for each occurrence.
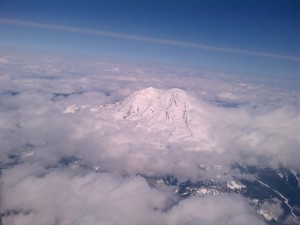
[0,52,299,224]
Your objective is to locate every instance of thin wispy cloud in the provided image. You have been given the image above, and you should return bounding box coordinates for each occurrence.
[1,18,299,62]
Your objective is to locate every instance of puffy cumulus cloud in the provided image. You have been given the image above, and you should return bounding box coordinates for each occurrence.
[0,54,298,161]
[260,199,284,218]
[166,195,266,225]
[0,52,299,172]
[1,166,169,225]
[208,103,300,169]
[0,52,299,224]
[2,165,264,225]
[172,79,300,171]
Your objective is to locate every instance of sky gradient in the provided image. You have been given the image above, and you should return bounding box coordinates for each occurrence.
[1,2,300,224]
[0,0,300,77]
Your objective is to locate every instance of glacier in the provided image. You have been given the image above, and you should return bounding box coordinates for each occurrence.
[64,87,213,144]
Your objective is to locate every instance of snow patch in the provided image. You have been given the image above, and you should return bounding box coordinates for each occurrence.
[195,188,220,197]
[227,180,246,190]
[258,209,277,221]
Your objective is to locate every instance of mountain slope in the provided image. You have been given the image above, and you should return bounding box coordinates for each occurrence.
[65,87,196,140]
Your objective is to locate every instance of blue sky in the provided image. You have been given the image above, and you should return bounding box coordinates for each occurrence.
[0,0,299,77]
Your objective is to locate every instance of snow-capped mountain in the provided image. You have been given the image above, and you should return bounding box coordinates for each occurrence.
[64,87,196,140]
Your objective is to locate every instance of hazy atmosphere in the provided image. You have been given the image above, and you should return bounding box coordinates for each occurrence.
[1,1,300,225]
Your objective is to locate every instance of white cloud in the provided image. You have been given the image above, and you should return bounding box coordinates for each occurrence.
[166,195,266,225]
[1,53,299,173]
[217,91,238,101]
[1,166,169,225]
[0,52,299,224]
[2,165,265,225]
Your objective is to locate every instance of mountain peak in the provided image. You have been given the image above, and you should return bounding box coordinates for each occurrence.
[65,87,194,140]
